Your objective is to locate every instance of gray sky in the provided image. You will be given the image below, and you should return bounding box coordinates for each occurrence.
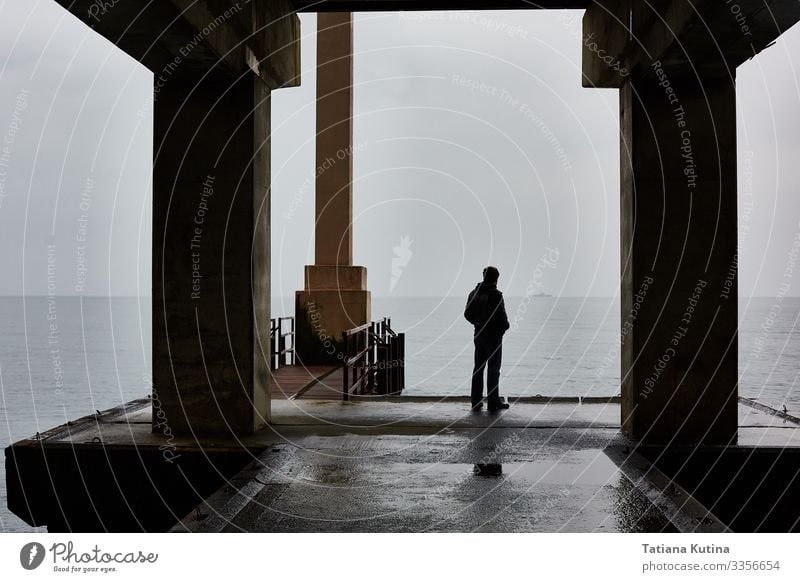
[1,4,799,298]
[0,0,152,297]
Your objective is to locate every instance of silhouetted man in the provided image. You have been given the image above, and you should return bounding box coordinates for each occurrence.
[464,266,510,412]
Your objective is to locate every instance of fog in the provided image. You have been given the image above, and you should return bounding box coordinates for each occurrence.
[0,4,798,299]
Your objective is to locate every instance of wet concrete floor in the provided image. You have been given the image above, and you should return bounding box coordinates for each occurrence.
[175,422,678,533]
[172,399,800,532]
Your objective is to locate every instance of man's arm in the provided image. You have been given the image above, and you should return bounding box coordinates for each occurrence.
[464,288,479,326]
[498,293,510,333]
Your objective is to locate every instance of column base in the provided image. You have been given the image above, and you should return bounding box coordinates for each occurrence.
[295,266,371,365]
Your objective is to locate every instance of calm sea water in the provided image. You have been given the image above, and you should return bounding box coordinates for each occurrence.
[2,295,798,531]
[0,297,149,533]
[373,296,800,406]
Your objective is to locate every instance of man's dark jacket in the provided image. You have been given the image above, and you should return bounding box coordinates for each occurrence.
[464,282,510,337]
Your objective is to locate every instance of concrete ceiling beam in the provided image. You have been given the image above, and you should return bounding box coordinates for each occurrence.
[291,0,590,11]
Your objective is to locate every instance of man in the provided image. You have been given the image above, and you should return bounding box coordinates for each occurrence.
[464,266,510,412]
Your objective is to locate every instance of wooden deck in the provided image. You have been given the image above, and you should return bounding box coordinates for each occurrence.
[269,365,343,400]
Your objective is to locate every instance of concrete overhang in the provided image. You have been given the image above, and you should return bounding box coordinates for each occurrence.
[654,0,800,77]
[583,0,800,88]
[53,0,300,89]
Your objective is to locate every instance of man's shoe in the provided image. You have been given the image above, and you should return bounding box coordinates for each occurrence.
[471,402,484,412]
[488,401,510,412]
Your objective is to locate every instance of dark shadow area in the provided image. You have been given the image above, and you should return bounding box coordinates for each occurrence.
[639,446,800,532]
[5,401,260,532]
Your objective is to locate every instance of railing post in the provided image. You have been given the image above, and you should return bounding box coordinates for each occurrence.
[278,318,284,368]
[389,334,396,394]
[290,317,296,365]
[270,318,277,371]
[269,316,296,371]
[340,319,403,399]
[398,332,405,392]
[342,330,350,401]
[367,322,375,394]
[359,328,366,394]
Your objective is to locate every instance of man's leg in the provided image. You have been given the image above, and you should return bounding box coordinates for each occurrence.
[471,335,487,406]
[486,336,503,407]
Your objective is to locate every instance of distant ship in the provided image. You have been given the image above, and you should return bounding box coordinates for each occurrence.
[530,290,552,297]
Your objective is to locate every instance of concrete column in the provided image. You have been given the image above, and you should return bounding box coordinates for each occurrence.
[296,12,370,365]
[153,72,271,436]
[620,66,738,445]
[315,11,354,267]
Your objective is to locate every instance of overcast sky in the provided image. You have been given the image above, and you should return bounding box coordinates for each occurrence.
[0,3,799,298]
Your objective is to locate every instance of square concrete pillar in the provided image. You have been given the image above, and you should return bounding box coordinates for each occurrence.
[296,12,370,364]
[152,72,271,436]
[315,12,354,267]
[296,266,370,365]
[620,68,738,445]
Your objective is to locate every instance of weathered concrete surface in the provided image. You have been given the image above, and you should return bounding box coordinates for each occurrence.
[153,73,273,436]
[148,2,301,437]
[619,66,738,445]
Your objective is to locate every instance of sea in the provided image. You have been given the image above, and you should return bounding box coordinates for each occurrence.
[1,295,798,532]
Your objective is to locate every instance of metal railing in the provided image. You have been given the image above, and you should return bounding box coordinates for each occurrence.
[270,316,295,370]
[342,318,405,400]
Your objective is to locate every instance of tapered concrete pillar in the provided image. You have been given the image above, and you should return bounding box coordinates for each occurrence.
[620,66,738,445]
[153,72,272,436]
[296,12,370,364]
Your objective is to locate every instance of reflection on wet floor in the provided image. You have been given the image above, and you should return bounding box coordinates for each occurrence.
[473,463,502,477]
[511,451,618,483]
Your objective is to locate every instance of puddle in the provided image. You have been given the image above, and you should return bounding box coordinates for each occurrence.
[498,451,620,485]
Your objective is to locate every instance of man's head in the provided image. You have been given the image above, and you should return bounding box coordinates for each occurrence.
[482,266,500,284]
